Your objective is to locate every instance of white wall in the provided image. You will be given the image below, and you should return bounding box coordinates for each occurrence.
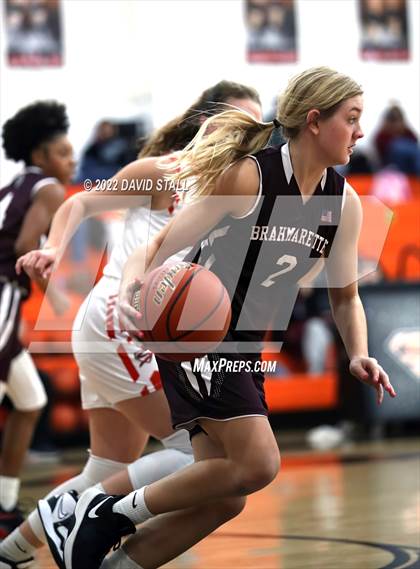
[1,0,419,184]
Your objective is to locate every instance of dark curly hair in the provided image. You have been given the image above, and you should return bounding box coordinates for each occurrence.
[2,101,69,165]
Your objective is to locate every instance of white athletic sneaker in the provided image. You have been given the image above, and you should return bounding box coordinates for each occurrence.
[37,490,79,569]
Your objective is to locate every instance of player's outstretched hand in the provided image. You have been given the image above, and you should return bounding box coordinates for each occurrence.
[349,356,397,405]
[118,277,144,342]
[16,247,57,280]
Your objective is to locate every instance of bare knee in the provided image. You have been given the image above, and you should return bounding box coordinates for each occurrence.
[235,450,281,495]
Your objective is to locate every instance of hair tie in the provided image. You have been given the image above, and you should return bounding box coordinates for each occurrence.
[272,118,281,129]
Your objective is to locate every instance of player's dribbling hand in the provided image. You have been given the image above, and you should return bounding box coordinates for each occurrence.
[349,356,397,405]
[16,247,57,279]
[118,277,145,342]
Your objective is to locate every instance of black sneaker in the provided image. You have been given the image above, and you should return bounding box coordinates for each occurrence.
[0,553,34,568]
[64,488,135,569]
[37,491,78,569]
[0,507,25,540]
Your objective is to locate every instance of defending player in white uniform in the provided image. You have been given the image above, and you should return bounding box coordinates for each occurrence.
[0,81,262,568]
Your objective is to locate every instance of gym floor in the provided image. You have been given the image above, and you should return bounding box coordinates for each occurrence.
[21,436,420,569]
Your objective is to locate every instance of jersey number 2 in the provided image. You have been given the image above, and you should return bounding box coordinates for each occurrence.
[261,254,297,288]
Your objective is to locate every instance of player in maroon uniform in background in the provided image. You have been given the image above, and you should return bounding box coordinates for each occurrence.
[0,101,75,536]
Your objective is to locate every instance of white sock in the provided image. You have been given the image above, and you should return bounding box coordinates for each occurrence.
[0,475,20,510]
[95,482,106,492]
[101,547,144,568]
[112,486,153,525]
[0,529,36,561]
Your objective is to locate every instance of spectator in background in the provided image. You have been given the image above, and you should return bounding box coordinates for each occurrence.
[374,105,420,175]
[77,121,131,182]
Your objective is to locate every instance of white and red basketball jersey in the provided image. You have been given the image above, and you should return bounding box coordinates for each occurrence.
[102,193,186,279]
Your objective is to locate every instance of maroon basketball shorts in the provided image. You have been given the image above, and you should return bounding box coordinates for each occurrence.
[0,281,23,382]
[156,352,268,432]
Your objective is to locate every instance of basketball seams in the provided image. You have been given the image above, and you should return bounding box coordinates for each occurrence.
[171,285,230,343]
[132,262,231,362]
[165,267,204,341]
[142,269,155,343]
[143,265,179,343]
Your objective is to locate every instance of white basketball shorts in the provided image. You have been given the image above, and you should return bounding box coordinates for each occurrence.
[71,276,161,410]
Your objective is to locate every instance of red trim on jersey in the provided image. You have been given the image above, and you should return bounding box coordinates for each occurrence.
[106,314,116,340]
[106,296,117,339]
[106,324,116,340]
[150,370,162,390]
[140,386,150,396]
[117,344,139,382]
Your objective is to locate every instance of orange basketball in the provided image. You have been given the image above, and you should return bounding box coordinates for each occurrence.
[132,262,231,362]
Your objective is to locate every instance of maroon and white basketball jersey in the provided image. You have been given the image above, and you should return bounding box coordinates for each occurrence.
[186,143,345,352]
[0,167,58,296]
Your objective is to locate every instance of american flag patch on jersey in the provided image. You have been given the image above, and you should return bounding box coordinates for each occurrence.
[321,209,332,223]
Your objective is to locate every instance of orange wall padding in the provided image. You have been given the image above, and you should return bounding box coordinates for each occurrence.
[348,175,420,198]
[349,176,420,280]
[265,373,338,411]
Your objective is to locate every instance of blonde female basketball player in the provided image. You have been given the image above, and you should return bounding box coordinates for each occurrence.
[35,67,397,569]
[1,82,262,568]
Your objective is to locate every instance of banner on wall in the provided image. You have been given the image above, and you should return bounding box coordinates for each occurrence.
[358,0,409,61]
[246,0,297,63]
[4,0,63,67]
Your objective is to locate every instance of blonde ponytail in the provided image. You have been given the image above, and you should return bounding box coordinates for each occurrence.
[164,109,273,199]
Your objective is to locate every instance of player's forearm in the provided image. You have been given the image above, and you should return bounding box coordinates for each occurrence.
[31,273,60,303]
[330,294,369,360]
[44,195,86,251]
